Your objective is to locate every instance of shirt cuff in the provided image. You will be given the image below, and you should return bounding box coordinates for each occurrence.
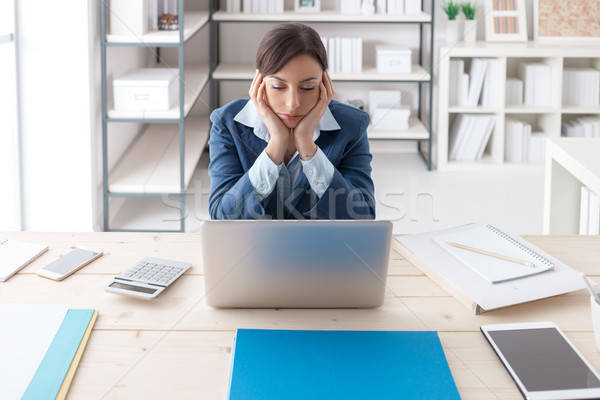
[300,147,334,198]
[248,150,282,202]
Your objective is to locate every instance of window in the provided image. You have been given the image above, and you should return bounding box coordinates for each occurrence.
[0,0,22,230]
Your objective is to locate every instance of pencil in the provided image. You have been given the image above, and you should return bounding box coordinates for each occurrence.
[446,242,537,268]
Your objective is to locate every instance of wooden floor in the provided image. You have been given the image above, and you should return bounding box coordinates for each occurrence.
[2,231,599,399]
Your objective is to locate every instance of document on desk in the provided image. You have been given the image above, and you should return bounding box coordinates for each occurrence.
[432,224,555,284]
[0,304,68,400]
[227,329,460,400]
[0,304,98,400]
[394,223,587,313]
[0,239,48,282]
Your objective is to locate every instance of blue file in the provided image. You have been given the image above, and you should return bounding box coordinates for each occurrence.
[22,309,96,400]
[228,329,461,400]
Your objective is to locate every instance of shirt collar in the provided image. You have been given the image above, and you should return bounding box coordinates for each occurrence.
[233,99,341,142]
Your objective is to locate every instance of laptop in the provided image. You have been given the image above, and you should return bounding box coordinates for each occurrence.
[201,220,393,308]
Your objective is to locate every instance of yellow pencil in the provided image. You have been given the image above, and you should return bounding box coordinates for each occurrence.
[447,242,537,268]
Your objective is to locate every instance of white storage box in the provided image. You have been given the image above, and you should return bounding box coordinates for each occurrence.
[110,0,148,36]
[376,46,411,74]
[113,68,178,111]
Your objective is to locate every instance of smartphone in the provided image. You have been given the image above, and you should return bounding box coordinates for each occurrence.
[37,247,103,281]
[481,321,600,400]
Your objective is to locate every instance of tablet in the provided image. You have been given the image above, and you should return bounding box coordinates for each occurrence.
[481,321,600,400]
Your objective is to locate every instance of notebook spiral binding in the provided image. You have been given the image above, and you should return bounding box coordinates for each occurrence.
[486,224,555,267]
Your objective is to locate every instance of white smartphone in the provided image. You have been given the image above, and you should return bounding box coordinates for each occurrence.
[37,247,103,281]
[481,321,600,400]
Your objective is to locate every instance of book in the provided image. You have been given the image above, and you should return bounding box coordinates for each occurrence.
[227,329,460,400]
[467,58,488,107]
[0,305,97,400]
[0,239,48,282]
[394,223,587,313]
[432,225,555,283]
[22,309,98,400]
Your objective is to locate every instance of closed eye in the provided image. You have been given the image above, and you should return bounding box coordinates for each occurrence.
[302,87,316,91]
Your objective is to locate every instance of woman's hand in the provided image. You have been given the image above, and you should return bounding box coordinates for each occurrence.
[249,70,289,164]
[293,70,335,158]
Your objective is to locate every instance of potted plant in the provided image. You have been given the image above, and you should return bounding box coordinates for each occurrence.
[461,2,477,42]
[442,1,461,42]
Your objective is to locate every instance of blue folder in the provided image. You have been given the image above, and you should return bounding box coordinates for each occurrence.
[22,309,96,400]
[228,329,461,400]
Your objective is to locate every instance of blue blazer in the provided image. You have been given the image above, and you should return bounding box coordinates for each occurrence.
[208,98,375,219]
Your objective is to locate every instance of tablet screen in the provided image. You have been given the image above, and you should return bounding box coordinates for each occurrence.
[487,328,600,391]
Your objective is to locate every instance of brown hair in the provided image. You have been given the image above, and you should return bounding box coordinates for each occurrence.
[255,22,328,76]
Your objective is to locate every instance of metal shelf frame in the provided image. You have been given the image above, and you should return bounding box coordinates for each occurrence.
[100,0,211,232]
[209,1,434,170]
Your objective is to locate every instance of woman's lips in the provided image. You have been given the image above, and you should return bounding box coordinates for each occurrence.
[279,113,303,121]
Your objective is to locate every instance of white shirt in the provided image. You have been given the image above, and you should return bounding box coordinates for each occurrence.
[233,100,340,203]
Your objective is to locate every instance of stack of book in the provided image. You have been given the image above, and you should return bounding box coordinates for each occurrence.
[368,90,410,130]
[376,0,422,15]
[228,0,284,13]
[561,116,600,137]
[580,186,600,235]
[563,68,600,106]
[505,78,524,105]
[448,114,495,161]
[517,63,551,106]
[322,37,362,74]
[504,118,546,162]
[449,58,499,107]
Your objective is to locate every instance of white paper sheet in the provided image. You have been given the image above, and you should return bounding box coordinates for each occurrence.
[0,304,69,400]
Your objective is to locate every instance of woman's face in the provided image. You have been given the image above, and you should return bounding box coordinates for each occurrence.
[263,54,323,129]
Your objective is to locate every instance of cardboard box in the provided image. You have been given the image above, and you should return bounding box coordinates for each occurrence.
[376,46,411,74]
[113,68,178,111]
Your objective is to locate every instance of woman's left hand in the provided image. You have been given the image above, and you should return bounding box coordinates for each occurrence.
[293,70,334,156]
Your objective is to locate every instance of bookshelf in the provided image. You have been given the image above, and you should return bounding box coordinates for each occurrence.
[543,137,600,234]
[211,3,435,169]
[100,1,211,232]
[437,42,600,171]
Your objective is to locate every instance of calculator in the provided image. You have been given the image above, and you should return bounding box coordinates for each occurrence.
[104,257,192,299]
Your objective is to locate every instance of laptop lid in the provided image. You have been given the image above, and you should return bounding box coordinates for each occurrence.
[201,220,393,308]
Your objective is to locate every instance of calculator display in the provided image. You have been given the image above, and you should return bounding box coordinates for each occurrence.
[109,281,158,294]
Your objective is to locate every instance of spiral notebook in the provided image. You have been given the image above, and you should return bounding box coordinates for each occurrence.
[432,224,555,284]
[0,239,49,282]
[393,223,586,313]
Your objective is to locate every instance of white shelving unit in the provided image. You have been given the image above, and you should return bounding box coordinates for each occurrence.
[101,2,211,232]
[212,10,431,23]
[437,41,600,171]
[211,4,435,168]
[106,12,209,44]
[109,117,209,193]
[107,64,209,120]
[543,137,600,234]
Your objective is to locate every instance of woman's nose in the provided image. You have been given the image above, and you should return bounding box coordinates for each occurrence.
[286,89,300,110]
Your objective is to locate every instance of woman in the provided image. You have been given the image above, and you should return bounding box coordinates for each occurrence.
[208,22,375,219]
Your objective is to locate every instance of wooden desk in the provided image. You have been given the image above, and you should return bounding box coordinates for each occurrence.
[2,232,600,399]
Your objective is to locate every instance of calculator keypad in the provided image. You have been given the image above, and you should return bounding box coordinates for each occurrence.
[121,260,187,286]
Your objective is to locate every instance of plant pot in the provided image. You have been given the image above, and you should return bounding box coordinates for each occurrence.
[463,20,477,42]
[446,20,461,43]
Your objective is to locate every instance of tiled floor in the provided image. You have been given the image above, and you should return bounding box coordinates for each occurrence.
[185,150,546,235]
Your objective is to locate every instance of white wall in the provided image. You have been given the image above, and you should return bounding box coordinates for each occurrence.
[17,0,99,231]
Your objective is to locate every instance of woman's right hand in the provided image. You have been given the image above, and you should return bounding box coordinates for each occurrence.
[249,70,289,164]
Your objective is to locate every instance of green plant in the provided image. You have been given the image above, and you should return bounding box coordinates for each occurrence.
[442,1,461,20]
[461,2,477,20]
